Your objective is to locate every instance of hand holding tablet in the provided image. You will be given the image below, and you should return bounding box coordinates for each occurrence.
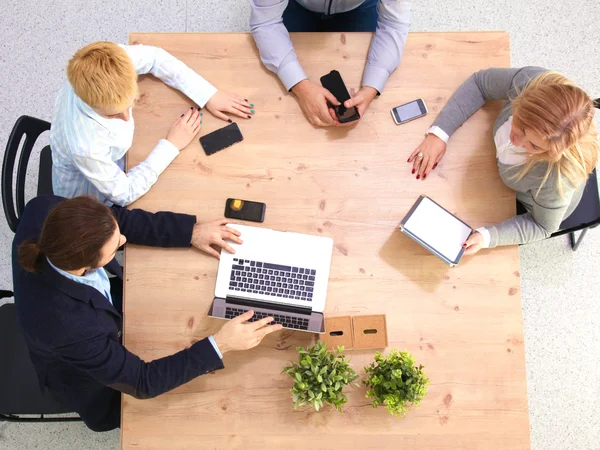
[399,196,474,266]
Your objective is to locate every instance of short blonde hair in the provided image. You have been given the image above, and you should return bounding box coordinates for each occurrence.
[511,71,599,197]
[67,41,138,112]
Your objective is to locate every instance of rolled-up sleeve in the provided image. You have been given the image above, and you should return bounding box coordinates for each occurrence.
[250,0,308,91]
[362,0,411,93]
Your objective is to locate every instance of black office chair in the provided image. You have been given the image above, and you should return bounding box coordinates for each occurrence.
[0,291,80,422]
[516,98,600,251]
[2,115,54,233]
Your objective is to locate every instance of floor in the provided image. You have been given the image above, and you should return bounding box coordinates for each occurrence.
[1,1,599,449]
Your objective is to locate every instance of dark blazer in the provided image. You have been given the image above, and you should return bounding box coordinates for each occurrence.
[12,195,224,431]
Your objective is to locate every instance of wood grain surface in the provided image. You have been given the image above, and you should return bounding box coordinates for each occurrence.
[123,31,529,450]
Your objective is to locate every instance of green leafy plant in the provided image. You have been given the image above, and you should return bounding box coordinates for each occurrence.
[282,341,359,412]
[363,350,429,418]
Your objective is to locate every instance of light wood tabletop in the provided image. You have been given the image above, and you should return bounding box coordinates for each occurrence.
[123,32,529,449]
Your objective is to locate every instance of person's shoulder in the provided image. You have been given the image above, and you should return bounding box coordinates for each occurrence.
[512,66,549,88]
[15,196,66,243]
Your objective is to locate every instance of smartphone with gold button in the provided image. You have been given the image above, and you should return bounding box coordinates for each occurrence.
[224,198,266,223]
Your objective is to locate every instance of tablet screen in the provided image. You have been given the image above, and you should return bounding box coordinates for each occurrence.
[403,197,472,262]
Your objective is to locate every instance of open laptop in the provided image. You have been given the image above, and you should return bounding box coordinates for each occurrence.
[208,224,334,334]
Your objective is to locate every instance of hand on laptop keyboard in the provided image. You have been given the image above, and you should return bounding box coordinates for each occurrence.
[213,310,282,354]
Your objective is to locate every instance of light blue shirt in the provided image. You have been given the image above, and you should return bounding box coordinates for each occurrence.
[46,257,112,304]
[45,257,223,359]
[50,44,219,207]
[250,0,412,93]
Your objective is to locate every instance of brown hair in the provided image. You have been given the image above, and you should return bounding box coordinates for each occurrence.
[511,71,599,197]
[67,41,138,112]
[19,197,117,273]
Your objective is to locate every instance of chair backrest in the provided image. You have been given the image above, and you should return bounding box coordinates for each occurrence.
[2,115,51,232]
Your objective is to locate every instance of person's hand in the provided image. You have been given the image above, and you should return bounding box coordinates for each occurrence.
[191,219,243,259]
[407,133,448,180]
[166,107,203,150]
[205,91,254,122]
[333,86,378,125]
[463,232,484,256]
[292,79,340,127]
[213,310,283,355]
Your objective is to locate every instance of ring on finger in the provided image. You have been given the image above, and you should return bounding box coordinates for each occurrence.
[417,152,424,158]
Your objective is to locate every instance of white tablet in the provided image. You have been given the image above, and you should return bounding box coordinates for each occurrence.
[399,195,474,267]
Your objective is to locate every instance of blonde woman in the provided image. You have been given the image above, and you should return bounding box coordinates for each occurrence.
[407,67,599,254]
[51,41,255,207]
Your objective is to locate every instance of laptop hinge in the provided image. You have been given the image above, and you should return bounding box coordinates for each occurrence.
[224,295,312,315]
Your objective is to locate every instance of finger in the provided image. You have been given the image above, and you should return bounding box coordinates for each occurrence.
[232,103,253,115]
[212,109,230,122]
[216,238,236,254]
[251,315,275,330]
[463,244,479,256]
[222,231,243,245]
[407,144,424,164]
[422,156,436,179]
[223,226,242,237]
[187,108,199,124]
[322,88,340,106]
[417,156,430,179]
[256,323,284,338]
[309,115,327,127]
[203,245,221,260]
[344,94,362,109]
[228,105,252,120]
[328,107,338,123]
[232,309,254,324]
[412,154,424,176]
[318,106,334,126]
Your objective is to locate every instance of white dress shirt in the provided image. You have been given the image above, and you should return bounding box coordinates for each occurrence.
[51,44,218,206]
[427,116,528,248]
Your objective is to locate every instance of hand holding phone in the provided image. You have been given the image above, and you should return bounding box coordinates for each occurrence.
[320,70,360,124]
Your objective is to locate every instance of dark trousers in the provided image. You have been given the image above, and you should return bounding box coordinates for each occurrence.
[283,0,379,32]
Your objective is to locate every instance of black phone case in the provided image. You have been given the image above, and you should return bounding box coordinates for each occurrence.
[320,70,360,123]
[224,198,266,223]
[200,123,243,156]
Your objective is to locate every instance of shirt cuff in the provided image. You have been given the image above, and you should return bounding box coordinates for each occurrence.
[476,227,491,248]
[144,139,180,176]
[208,336,223,359]
[361,65,389,94]
[278,60,308,92]
[426,126,450,144]
[186,77,218,108]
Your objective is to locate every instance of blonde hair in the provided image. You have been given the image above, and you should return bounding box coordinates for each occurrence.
[67,41,138,112]
[511,71,599,197]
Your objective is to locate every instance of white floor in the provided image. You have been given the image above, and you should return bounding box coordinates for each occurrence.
[1,1,599,449]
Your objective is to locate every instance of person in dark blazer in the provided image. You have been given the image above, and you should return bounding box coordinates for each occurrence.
[12,195,282,432]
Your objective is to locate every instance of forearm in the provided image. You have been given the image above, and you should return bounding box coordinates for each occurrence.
[485,213,553,247]
[250,0,307,91]
[362,0,411,93]
[93,140,179,207]
[112,205,196,247]
[123,44,217,107]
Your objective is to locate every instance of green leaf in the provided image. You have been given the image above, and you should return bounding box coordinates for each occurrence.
[295,372,302,382]
[317,374,323,383]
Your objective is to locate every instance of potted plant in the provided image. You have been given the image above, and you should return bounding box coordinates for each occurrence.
[363,349,429,418]
[282,341,359,412]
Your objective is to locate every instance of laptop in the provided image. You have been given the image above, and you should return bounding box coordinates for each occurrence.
[208,224,334,334]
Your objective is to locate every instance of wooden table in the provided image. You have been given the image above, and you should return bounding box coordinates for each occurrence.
[123,32,529,449]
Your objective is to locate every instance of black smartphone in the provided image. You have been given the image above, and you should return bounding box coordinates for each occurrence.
[200,123,244,156]
[391,99,428,125]
[224,198,266,223]
[320,70,360,124]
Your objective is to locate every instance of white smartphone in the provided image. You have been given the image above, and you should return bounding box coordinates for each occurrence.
[391,98,428,125]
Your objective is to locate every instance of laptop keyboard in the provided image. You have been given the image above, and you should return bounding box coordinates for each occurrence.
[228,258,317,302]
[224,306,310,330]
